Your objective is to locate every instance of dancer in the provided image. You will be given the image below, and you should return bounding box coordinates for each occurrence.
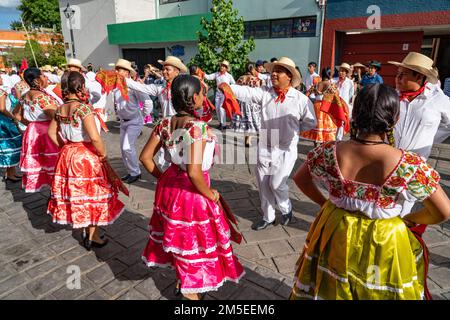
[224,57,316,230]
[139,75,244,300]
[290,84,450,300]
[47,71,124,250]
[16,68,60,193]
[205,60,235,130]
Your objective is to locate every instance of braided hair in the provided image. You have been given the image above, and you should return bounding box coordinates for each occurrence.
[171,75,202,116]
[351,84,399,146]
[61,71,87,102]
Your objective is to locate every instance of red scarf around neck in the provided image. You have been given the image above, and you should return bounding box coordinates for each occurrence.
[164,81,172,99]
[274,87,290,103]
[399,82,427,101]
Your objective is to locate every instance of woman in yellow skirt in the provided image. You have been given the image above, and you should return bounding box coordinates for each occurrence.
[290,84,450,300]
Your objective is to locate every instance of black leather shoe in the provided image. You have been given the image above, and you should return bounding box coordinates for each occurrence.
[251,219,275,231]
[121,174,130,181]
[281,211,293,226]
[125,174,141,184]
[83,238,109,251]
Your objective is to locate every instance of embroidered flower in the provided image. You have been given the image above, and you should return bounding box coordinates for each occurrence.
[389,176,406,188]
[189,125,203,140]
[430,170,440,182]
[404,153,421,165]
[378,196,394,208]
[343,182,356,196]
[365,187,378,201]
[415,170,429,185]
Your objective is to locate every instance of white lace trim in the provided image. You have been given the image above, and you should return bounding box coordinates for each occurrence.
[21,167,55,173]
[0,161,20,168]
[23,184,51,193]
[27,152,60,157]
[0,135,22,141]
[53,176,105,181]
[179,271,246,294]
[291,288,323,300]
[50,194,113,201]
[159,209,222,226]
[47,206,124,229]
[0,147,22,152]
[174,251,234,264]
[141,256,174,269]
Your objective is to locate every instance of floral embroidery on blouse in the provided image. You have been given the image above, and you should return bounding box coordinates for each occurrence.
[22,92,59,113]
[56,103,93,128]
[307,141,440,209]
[154,117,216,148]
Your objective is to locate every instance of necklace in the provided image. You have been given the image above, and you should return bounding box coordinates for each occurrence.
[65,98,82,103]
[352,137,386,145]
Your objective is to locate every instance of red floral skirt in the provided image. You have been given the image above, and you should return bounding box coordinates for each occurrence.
[301,100,337,143]
[20,121,60,192]
[142,164,245,294]
[47,142,124,228]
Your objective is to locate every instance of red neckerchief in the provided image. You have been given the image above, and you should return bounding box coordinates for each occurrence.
[274,87,290,103]
[399,82,427,101]
[164,82,171,99]
[337,78,345,89]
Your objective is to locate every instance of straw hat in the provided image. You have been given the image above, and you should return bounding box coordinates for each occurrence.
[336,62,351,73]
[352,62,366,69]
[220,60,230,69]
[388,52,438,84]
[66,58,86,71]
[41,65,54,72]
[157,56,187,73]
[144,64,159,72]
[265,57,302,88]
[114,58,134,73]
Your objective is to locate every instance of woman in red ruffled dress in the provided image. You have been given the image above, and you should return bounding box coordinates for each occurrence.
[47,71,125,250]
[139,75,245,300]
[17,68,60,192]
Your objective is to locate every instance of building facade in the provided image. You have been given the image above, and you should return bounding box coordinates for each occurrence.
[106,0,323,76]
[322,0,450,87]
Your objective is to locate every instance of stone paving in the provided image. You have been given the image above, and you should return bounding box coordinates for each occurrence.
[0,121,449,300]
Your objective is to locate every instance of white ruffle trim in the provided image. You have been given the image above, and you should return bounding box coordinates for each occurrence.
[179,271,246,294]
[47,206,125,229]
[23,184,51,193]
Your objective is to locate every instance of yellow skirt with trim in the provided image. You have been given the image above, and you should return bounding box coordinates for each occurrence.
[290,201,425,300]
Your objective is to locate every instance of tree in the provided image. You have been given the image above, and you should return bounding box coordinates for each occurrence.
[16,0,61,31]
[190,0,255,78]
[10,21,22,31]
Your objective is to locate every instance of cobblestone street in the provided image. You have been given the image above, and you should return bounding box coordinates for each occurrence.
[0,121,449,300]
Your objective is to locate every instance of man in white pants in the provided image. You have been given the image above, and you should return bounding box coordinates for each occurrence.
[225,57,316,230]
[114,59,153,184]
[388,52,450,217]
[205,60,235,130]
[125,56,188,172]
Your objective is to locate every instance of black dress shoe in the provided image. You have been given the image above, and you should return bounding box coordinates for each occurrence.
[251,219,275,231]
[281,211,293,226]
[121,174,130,181]
[83,238,109,251]
[125,174,141,184]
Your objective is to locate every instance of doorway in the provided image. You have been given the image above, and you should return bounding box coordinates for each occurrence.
[122,48,165,76]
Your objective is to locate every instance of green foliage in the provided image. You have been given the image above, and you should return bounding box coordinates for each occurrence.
[10,37,65,68]
[9,21,22,31]
[190,0,255,79]
[16,0,61,31]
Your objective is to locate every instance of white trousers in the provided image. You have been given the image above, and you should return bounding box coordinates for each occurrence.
[215,93,226,127]
[256,147,297,223]
[120,117,143,176]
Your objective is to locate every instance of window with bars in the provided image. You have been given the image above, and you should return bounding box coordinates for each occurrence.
[244,16,317,39]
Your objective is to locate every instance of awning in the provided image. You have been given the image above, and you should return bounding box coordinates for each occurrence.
[107,13,212,45]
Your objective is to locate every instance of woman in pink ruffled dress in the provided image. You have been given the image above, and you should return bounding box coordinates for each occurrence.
[139,75,245,300]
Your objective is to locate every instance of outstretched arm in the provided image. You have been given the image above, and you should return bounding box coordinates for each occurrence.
[126,78,159,96]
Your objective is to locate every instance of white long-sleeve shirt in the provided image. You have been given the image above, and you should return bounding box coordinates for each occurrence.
[230,85,316,155]
[126,78,175,117]
[258,73,272,88]
[333,77,354,106]
[205,72,235,100]
[114,86,152,121]
[395,83,450,159]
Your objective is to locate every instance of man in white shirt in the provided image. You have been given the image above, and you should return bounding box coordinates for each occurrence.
[66,59,103,106]
[305,62,319,101]
[125,56,188,172]
[205,60,235,130]
[114,59,153,184]
[256,60,272,88]
[388,52,450,216]
[224,57,316,230]
[333,62,354,109]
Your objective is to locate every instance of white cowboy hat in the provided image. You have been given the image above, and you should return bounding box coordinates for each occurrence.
[40,65,54,72]
[114,58,134,73]
[220,60,230,69]
[388,52,438,84]
[336,62,351,73]
[265,56,302,88]
[66,58,86,71]
[158,56,187,73]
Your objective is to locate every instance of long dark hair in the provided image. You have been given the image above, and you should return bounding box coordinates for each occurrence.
[351,84,399,145]
[321,67,331,80]
[171,75,202,115]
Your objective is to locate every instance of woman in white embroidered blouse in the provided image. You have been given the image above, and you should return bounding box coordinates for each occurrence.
[290,84,450,300]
